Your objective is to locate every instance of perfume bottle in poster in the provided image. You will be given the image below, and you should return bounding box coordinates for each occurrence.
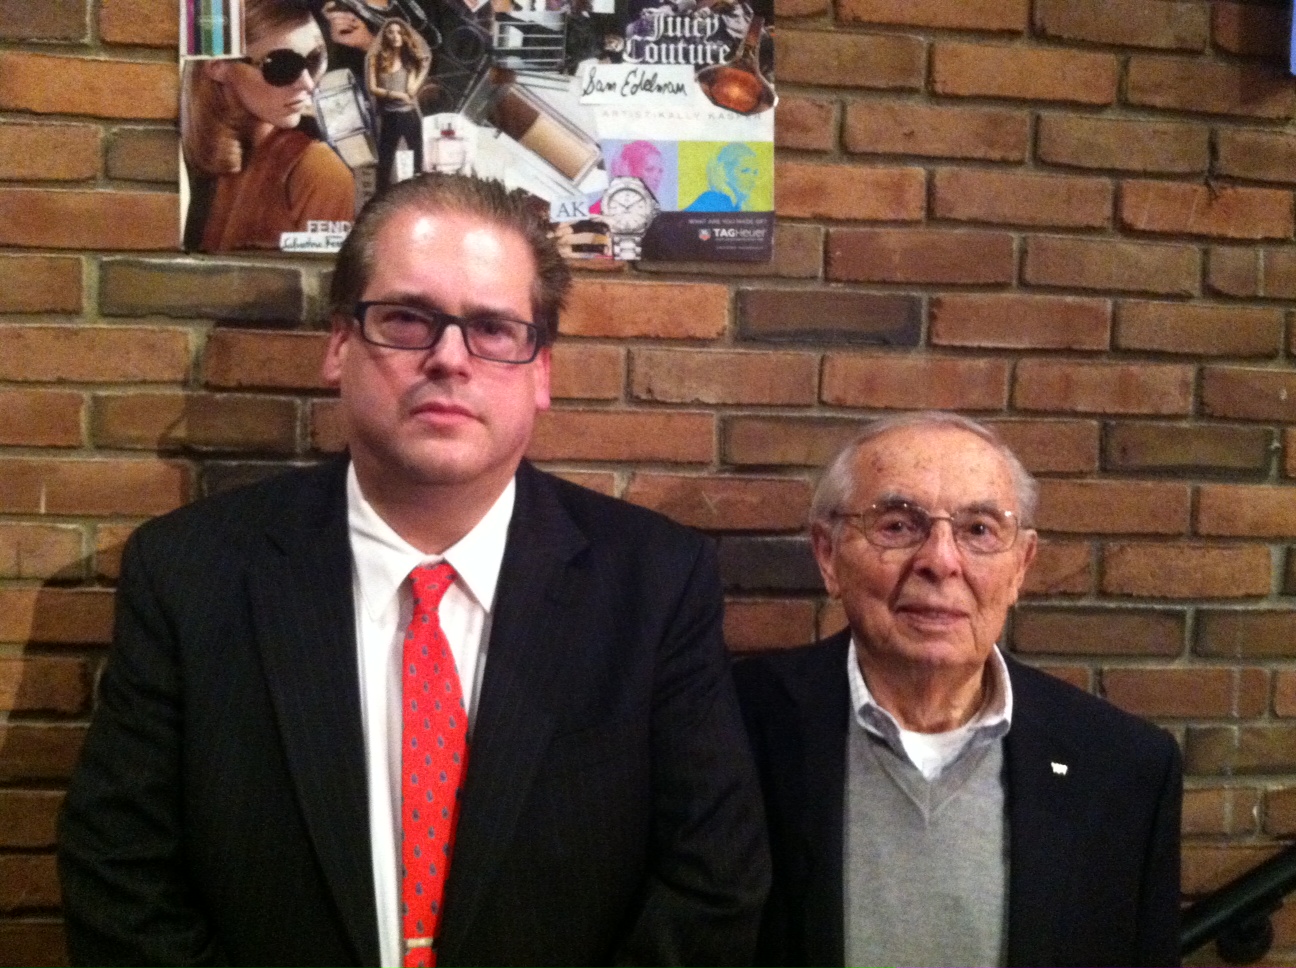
[177,0,775,260]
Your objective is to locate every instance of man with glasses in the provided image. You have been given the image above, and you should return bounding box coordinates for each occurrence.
[734,412,1181,967]
[59,174,769,966]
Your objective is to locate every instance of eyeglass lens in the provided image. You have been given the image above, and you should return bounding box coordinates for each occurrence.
[864,502,1016,554]
[360,303,539,363]
[254,48,326,86]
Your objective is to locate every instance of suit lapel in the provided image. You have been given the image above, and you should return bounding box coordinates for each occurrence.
[438,464,588,963]
[791,632,851,966]
[248,460,380,966]
[1003,659,1077,967]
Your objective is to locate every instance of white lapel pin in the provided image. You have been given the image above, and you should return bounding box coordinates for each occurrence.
[1051,761,1068,776]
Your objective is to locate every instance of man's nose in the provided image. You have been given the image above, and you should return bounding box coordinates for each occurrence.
[911,518,962,577]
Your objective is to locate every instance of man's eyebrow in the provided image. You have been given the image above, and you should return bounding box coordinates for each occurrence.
[364,293,529,321]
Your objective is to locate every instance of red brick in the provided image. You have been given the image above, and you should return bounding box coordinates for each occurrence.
[94,523,137,581]
[988,419,1100,474]
[1120,181,1293,240]
[1036,0,1207,50]
[0,524,84,581]
[564,280,728,339]
[738,288,919,345]
[821,353,1009,410]
[1115,301,1281,357]
[1201,367,1296,422]
[0,325,189,383]
[817,601,847,640]
[100,0,178,46]
[0,725,86,782]
[529,410,714,463]
[1183,786,1261,836]
[1104,422,1272,473]
[550,344,623,401]
[933,169,1111,229]
[1187,727,1296,776]
[0,920,68,967]
[0,123,99,181]
[1035,480,1191,534]
[1037,115,1208,174]
[0,854,59,912]
[837,0,1026,29]
[1020,539,1093,596]
[0,390,83,447]
[726,599,817,653]
[1012,607,1185,656]
[1014,360,1193,416]
[631,349,817,406]
[1196,610,1296,659]
[91,392,299,453]
[828,228,1014,284]
[545,470,616,495]
[0,458,190,517]
[1216,129,1296,184]
[0,588,114,646]
[624,474,812,531]
[775,0,827,18]
[107,127,180,184]
[1101,543,1271,598]
[0,255,82,313]
[0,0,85,40]
[0,188,178,250]
[1213,1,1289,58]
[0,791,64,849]
[202,331,329,391]
[1182,844,1281,895]
[1207,247,1259,297]
[932,42,1118,105]
[1260,249,1296,299]
[0,657,90,714]
[723,416,861,468]
[310,399,345,454]
[1127,56,1295,119]
[1023,237,1198,296]
[776,31,924,89]
[0,52,177,120]
[1265,786,1296,833]
[930,294,1109,350]
[776,162,924,221]
[1198,485,1296,539]
[1288,429,1296,479]
[1276,673,1296,717]
[775,96,837,152]
[1104,667,1266,718]
[844,102,1029,162]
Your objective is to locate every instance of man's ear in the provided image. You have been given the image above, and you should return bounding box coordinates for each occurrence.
[810,522,841,599]
[321,313,352,387]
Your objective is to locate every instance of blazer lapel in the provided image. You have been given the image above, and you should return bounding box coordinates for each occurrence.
[1003,659,1077,968]
[437,463,588,963]
[248,460,380,966]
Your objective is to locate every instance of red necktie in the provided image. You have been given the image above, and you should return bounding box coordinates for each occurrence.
[401,563,469,968]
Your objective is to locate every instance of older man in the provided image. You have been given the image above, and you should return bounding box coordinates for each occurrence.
[59,174,768,966]
[734,412,1181,967]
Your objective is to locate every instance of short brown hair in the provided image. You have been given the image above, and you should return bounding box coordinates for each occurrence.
[328,173,571,342]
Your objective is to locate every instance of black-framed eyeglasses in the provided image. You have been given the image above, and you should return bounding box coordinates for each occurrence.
[240,47,327,87]
[832,500,1023,555]
[354,301,544,364]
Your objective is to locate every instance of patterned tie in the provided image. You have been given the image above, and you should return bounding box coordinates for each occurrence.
[401,562,469,968]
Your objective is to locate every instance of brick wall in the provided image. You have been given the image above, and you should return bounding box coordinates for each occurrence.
[2,0,1296,963]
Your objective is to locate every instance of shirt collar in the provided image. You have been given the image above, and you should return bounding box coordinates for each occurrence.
[347,462,515,622]
[846,637,1014,752]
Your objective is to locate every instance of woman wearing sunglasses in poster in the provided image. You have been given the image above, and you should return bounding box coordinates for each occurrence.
[181,0,356,252]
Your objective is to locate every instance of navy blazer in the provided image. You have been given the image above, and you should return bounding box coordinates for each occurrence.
[733,629,1182,967]
[59,459,770,966]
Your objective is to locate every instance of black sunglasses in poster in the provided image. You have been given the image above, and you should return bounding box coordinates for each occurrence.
[239,46,327,87]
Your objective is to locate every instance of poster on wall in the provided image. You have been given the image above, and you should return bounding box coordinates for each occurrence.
[178,0,775,260]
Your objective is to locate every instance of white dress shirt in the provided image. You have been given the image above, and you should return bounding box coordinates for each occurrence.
[847,638,1014,780]
[346,464,515,968]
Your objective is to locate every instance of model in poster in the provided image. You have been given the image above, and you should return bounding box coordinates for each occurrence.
[684,141,758,212]
[366,19,432,188]
[181,0,355,251]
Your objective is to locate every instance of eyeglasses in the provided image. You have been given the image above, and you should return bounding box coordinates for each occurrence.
[239,47,327,87]
[355,301,545,364]
[833,501,1023,556]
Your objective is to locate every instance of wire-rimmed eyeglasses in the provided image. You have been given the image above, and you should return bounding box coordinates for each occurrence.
[832,500,1023,555]
[354,301,545,364]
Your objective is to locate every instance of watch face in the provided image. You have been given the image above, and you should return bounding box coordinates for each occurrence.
[607,188,650,218]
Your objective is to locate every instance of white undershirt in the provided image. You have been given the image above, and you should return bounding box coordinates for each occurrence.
[347,463,514,968]
[847,638,1014,780]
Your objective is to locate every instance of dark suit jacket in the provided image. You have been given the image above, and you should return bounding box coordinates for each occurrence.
[733,629,1182,967]
[58,459,769,966]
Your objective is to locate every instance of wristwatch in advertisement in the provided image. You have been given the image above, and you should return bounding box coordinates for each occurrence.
[601,176,659,260]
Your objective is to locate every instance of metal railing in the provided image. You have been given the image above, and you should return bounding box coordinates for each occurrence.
[1181,842,1296,964]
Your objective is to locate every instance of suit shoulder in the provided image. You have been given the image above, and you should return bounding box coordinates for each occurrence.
[1009,657,1179,761]
[733,633,849,704]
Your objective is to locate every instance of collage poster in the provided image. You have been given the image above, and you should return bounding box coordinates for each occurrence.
[179,0,776,261]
